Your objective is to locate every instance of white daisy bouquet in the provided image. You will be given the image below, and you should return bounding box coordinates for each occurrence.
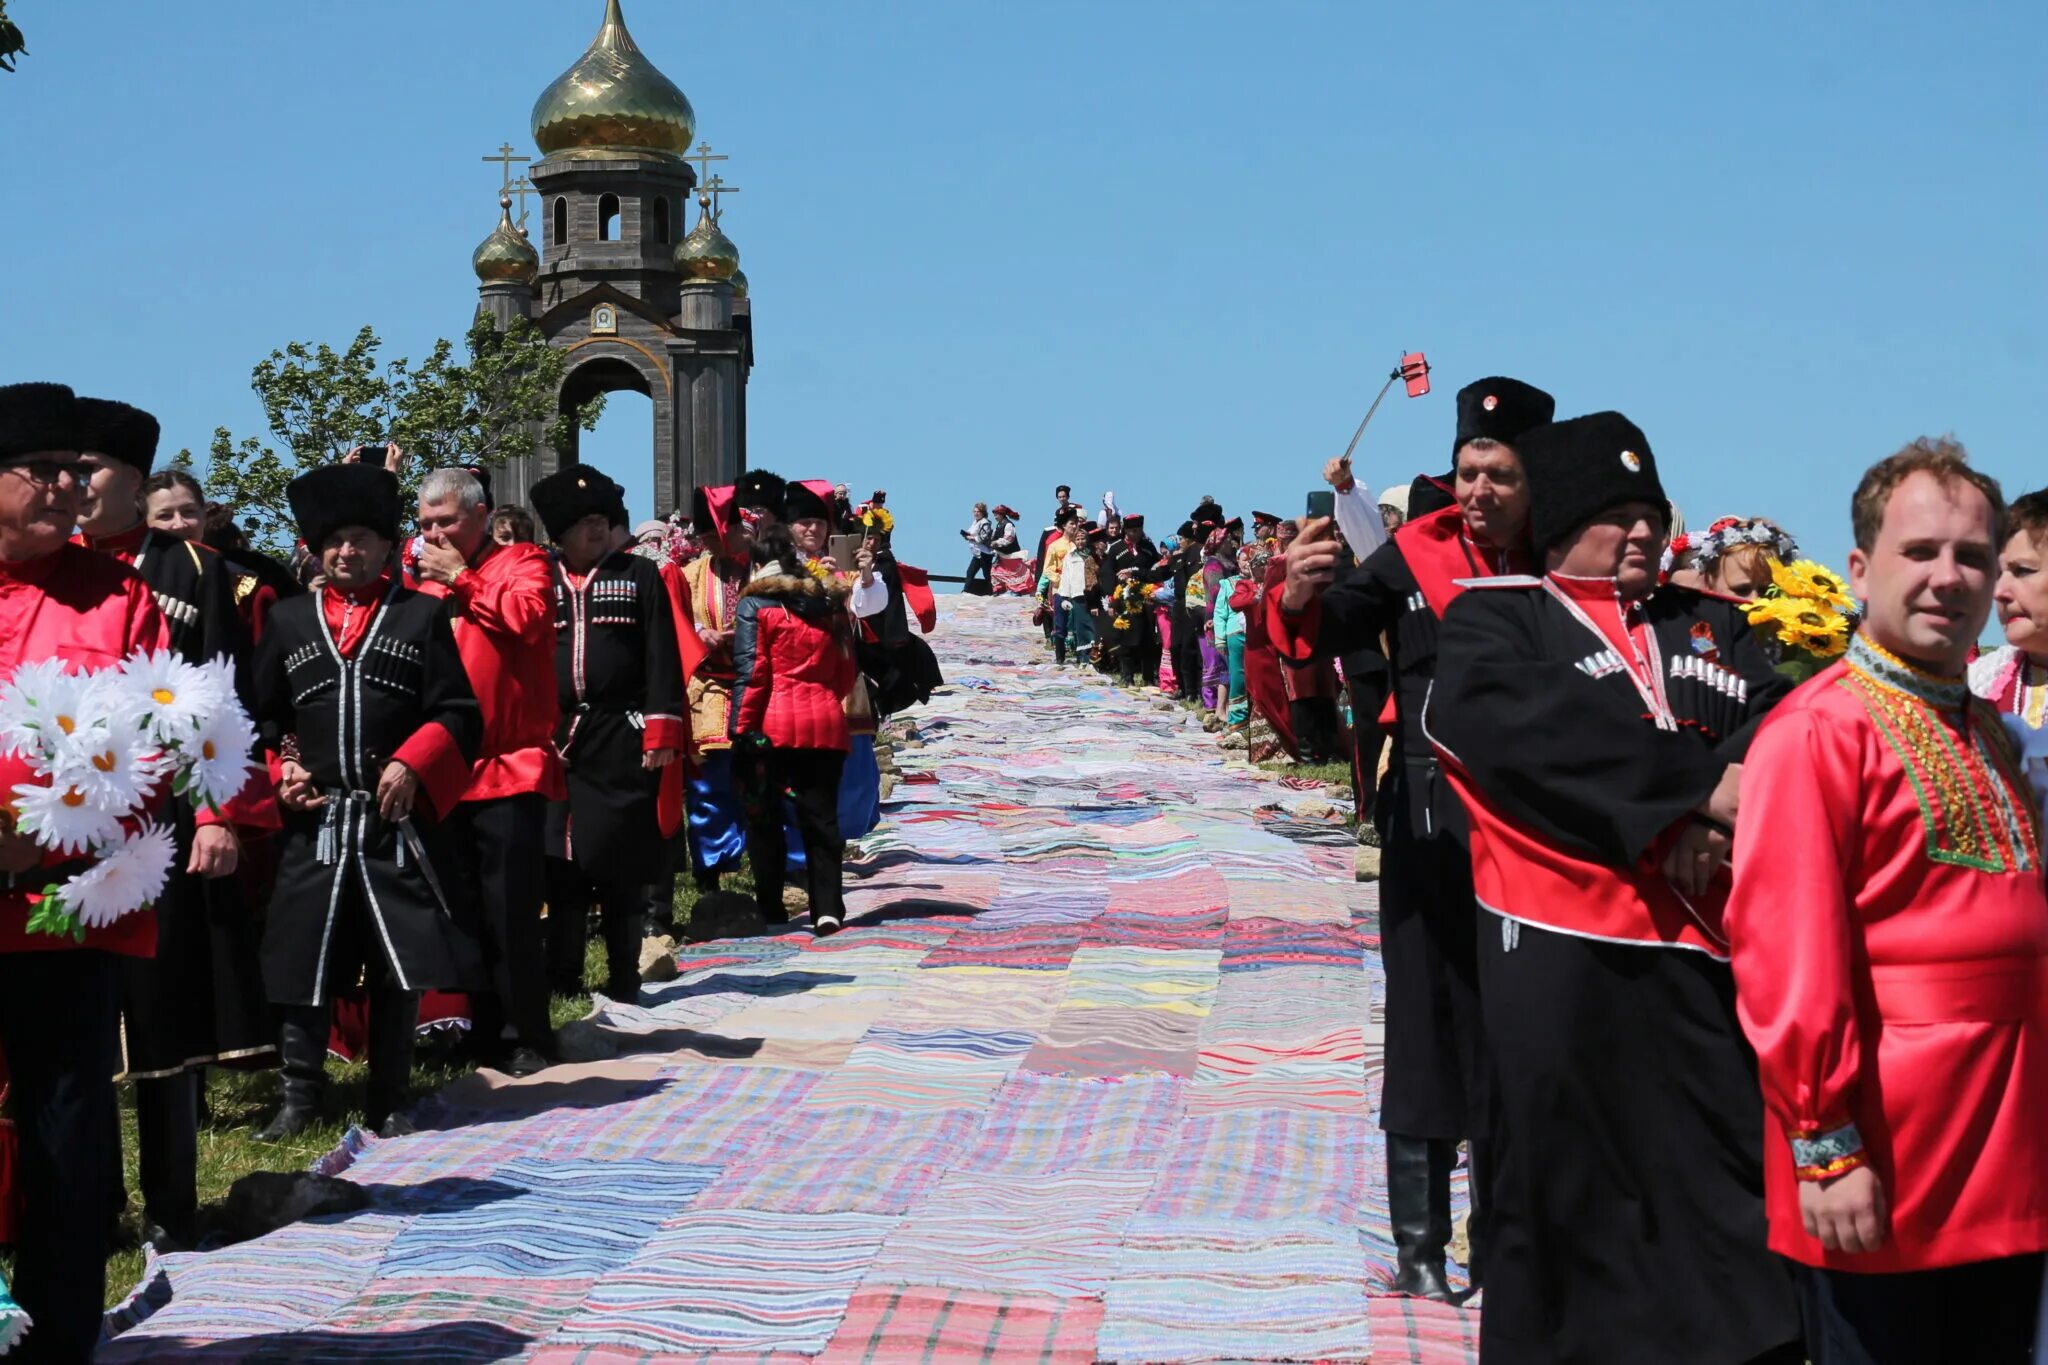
[0,650,258,941]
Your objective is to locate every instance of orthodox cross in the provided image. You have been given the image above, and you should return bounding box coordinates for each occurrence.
[701,173,741,223]
[508,174,537,230]
[481,141,531,193]
[686,141,728,186]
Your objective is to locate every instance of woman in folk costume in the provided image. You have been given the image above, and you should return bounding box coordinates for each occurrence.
[730,521,859,935]
[783,478,890,841]
[987,505,1031,595]
[673,482,752,895]
[250,463,484,1141]
[529,466,684,1003]
[1970,486,2048,818]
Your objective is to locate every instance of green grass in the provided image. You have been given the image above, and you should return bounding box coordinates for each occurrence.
[0,870,761,1309]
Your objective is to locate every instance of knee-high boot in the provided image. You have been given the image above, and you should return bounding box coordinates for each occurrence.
[136,1071,200,1248]
[257,1005,328,1142]
[363,990,421,1133]
[1388,1132,1455,1301]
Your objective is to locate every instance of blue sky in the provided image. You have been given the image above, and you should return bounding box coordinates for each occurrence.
[4,1,2042,579]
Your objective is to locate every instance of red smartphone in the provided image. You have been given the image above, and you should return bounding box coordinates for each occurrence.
[1400,351,1431,398]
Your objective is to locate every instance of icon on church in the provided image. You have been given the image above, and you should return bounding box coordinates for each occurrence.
[591,304,618,335]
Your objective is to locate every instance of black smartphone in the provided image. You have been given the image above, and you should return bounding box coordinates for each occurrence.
[348,440,384,464]
[1305,490,1335,520]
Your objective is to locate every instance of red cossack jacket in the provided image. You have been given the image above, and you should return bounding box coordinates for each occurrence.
[731,571,857,751]
[415,541,566,803]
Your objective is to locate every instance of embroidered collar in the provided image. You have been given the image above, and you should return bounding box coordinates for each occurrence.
[1848,634,1967,710]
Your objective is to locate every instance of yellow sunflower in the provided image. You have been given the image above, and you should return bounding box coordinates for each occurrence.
[1769,558,1856,612]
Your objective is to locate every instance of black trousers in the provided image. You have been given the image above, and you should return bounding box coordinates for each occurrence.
[452,794,552,1051]
[544,858,644,997]
[0,949,121,1361]
[1289,697,1343,763]
[1345,671,1388,824]
[1172,611,1203,699]
[1796,1254,2043,1364]
[963,552,993,594]
[738,746,847,925]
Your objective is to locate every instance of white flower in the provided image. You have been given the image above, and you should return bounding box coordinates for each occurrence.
[45,715,153,817]
[111,650,224,747]
[182,700,260,808]
[0,659,94,767]
[11,778,124,855]
[61,821,176,928]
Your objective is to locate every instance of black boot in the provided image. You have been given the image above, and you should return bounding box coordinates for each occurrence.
[363,990,421,1135]
[257,1006,328,1143]
[1388,1133,1455,1301]
[1053,638,1066,665]
[136,1072,200,1250]
[600,888,645,1003]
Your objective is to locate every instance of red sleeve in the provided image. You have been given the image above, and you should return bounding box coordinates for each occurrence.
[393,722,474,824]
[1228,577,1258,612]
[1726,704,1870,1179]
[1262,580,1321,664]
[196,764,283,832]
[452,545,554,647]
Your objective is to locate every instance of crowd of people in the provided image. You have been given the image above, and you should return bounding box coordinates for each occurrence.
[0,382,942,1360]
[1005,380,2046,1364]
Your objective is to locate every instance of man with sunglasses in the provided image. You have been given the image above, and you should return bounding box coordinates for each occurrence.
[0,382,173,1358]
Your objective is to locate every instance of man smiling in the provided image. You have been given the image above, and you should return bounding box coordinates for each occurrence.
[1729,440,2046,1362]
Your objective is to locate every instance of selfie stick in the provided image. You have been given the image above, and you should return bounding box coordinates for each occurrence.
[1340,353,1432,464]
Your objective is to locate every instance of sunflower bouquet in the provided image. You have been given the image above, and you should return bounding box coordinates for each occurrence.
[0,650,258,941]
[1741,559,1859,682]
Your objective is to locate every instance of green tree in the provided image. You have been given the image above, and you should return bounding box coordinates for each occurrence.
[0,2,25,73]
[182,317,602,554]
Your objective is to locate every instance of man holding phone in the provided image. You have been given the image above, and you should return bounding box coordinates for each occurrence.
[1272,376,1553,1300]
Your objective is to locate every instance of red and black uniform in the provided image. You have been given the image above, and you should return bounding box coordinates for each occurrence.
[0,533,167,1356]
[731,569,857,927]
[417,539,563,1057]
[1429,573,1799,1362]
[1266,507,1526,1172]
[250,570,483,1127]
[544,549,685,998]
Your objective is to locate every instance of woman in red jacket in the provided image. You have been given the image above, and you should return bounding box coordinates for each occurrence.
[731,523,859,935]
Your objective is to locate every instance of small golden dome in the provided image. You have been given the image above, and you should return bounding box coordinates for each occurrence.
[728,267,749,299]
[531,0,695,161]
[675,198,739,283]
[473,196,540,285]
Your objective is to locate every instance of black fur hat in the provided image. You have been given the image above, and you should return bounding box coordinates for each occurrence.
[288,463,402,551]
[0,383,78,461]
[782,479,833,525]
[530,464,629,541]
[1409,472,1456,519]
[1454,377,1555,456]
[1521,411,1667,553]
[736,468,788,517]
[1190,497,1224,529]
[73,397,161,474]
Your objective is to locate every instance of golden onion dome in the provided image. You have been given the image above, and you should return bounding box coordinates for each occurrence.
[472,196,540,285]
[728,266,749,299]
[675,200,740,283]
[531,0,695,161]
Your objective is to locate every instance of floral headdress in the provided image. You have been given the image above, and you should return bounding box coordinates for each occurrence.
[1664,515,1799,576]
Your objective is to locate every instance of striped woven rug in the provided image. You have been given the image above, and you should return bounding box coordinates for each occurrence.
[103,595,1478,1363]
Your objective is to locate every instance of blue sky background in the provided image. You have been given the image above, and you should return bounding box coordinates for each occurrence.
[4,1,2042,581]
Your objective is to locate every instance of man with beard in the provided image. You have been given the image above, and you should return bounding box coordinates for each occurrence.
[1426,412,1800,1362]
[251,463,483,1142]
[531,467,683,1003]
[73,396,276,1250]
[1272,378,1552,1299]
[412,467,561,1076]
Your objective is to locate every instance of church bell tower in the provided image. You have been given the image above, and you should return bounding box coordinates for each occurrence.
[468,0,753,516]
